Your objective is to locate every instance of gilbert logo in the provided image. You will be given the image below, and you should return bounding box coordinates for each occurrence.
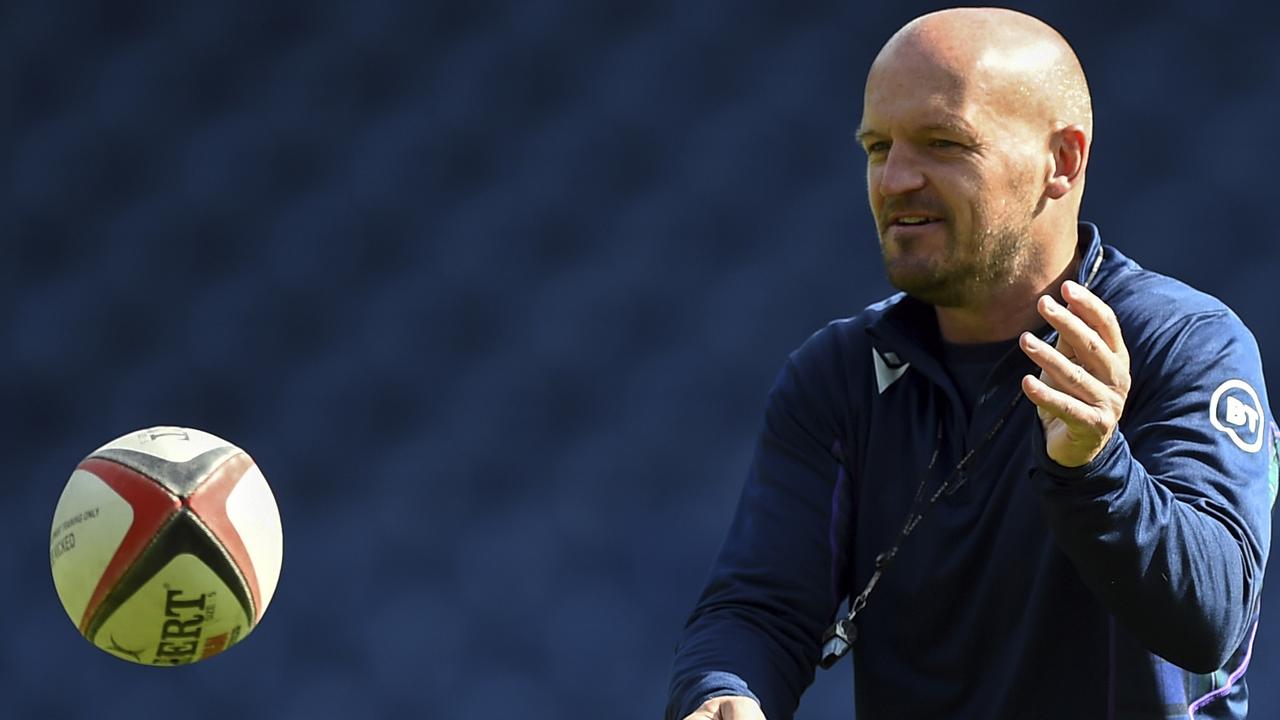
[1210,379,1264,453]
[152,588,208,665]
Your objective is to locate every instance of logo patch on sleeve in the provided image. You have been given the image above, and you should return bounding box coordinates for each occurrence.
[1209,379,1264,453]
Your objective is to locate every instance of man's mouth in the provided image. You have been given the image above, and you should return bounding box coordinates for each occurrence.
[892,216,941,226]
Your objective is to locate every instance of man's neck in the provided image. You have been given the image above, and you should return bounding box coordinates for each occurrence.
[935,248,1082,344]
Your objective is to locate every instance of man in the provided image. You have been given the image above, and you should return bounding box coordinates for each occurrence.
[667,7,1276,720]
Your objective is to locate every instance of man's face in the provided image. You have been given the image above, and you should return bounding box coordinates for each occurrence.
[859,46,1045,307]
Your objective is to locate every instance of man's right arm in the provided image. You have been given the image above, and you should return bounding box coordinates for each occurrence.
[666,337,852,720]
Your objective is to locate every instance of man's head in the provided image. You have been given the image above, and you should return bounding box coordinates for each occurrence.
[858,8,1092,308]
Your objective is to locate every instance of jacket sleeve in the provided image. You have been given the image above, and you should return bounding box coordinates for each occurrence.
[666,337,850,720]
[1036,309,1275,673]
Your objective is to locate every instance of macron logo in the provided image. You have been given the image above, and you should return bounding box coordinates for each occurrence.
[873,349,910,394]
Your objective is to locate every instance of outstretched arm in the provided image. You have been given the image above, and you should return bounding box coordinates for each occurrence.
[1021,280,1274,672]
[667,338,850,720]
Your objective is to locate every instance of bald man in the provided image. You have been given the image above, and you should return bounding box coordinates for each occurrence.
[667,8,1274,720]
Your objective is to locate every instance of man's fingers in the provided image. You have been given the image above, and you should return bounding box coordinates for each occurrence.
[1021,374,1109,433]
[1062,280,1128,357]
[1019,332,1111,403]
[683,697,767,720]
[1034,292,1126,384]
[721,702,767,720]
[1036,294,1115,381]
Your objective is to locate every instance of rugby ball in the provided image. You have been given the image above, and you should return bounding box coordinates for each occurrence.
[49,426,283,665]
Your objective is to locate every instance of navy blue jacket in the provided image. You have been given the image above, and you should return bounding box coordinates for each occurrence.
[668,224,1277,719]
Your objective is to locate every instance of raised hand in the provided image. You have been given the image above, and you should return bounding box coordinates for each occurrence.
[1019,280,1131,467]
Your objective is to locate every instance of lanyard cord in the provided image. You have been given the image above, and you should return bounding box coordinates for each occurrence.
[818,389,1023,668]
[819,248,1105,670]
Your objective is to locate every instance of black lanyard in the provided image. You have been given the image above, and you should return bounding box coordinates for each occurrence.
[818,388,1023,668]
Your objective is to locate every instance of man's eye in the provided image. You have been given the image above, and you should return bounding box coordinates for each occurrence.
[865,141,890,154]
[930,139,962,149]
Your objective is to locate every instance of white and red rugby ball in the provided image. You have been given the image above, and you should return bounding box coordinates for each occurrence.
[49,426,283,665]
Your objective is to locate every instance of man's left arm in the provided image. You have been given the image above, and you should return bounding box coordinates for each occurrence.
[1019,280,1275,673]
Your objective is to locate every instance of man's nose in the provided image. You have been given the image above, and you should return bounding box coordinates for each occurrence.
[877,145,926,196]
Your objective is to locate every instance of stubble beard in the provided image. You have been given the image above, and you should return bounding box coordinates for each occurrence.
[882,216,1034,308]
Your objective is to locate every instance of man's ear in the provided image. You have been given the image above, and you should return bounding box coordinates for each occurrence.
[1046,124,1088,199]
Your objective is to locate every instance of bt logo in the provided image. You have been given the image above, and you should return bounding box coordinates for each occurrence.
[1210,380,1265,453]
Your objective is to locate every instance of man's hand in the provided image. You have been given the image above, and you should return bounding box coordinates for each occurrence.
[682,696,767,719]
[1019,280,1131,467]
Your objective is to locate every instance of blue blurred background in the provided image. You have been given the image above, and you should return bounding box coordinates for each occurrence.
[5,1,1278,718]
